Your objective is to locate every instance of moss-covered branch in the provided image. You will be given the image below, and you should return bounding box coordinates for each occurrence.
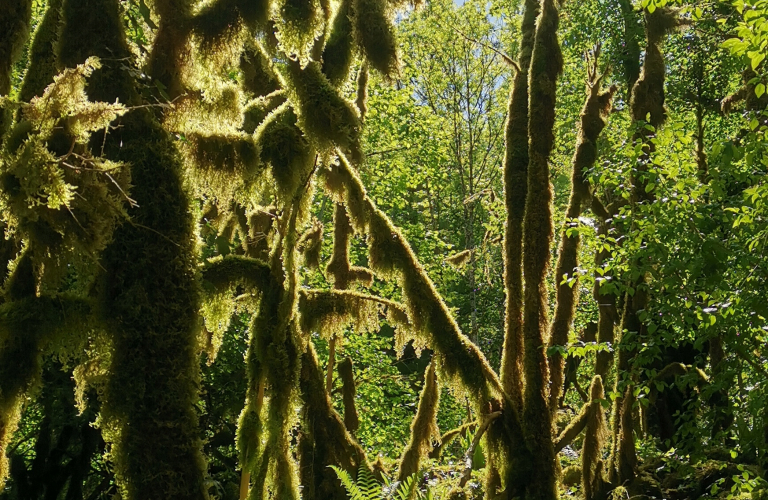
[548,47,617,412]
[0,0,32,96]
[201,255,271,294]
[519,0,563,496]
[0,295,91,488]
[297,288,408,339]
[18,0,62,102]
[299,343,371,500]
[500,0,538,405]
[398,362,440,482]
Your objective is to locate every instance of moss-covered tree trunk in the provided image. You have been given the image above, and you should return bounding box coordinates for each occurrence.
[519,0,562,497]
[57,0,208,497]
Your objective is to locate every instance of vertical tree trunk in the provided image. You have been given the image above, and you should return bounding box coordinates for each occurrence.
[59,0,208,497]
[520,0,563,497]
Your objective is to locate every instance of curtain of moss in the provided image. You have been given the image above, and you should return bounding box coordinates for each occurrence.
[519,0,563,497]
[57,0,208,497]
[547,62,617,412]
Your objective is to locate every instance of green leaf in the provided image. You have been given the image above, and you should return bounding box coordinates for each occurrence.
[756,83,766,98]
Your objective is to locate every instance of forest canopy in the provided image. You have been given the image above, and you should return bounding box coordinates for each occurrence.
[1,0,768,499]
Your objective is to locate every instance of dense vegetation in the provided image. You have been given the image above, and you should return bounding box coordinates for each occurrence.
[0,0,768,499]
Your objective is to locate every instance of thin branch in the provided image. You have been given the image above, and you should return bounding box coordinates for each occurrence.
[458,411,501,487]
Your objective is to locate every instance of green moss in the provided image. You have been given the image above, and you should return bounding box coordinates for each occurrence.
[182,131,262,200]
[0,295,91,488]
[337,357,359,434]
[500,0,538,406]
[243,92,287,134]
[240,41,281,98]
[397,362,440,482]
[298,344,370,500]
[191,0,270,51]
[19,0,63,102]
[254,103,315,198]
[297,221,323,268]
[353,0,398,78]
[355,64,368,118]
[282,60,361,152]
[548,54,617,412]
[0,0,32,96]
[297,289,383,338]
[274,0,324,58]
[327,203,373,289]
[322,0,355,86]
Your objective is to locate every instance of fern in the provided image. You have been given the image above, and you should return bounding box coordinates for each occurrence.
[330,465,431,500]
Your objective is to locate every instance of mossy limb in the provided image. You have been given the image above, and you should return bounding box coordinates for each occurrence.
[548,47,617,413]
[397,361,440,482]
[321,0,355,85]
[337,356,359,434]
[353,0,399,78]
[19,0,63,102]
[281,60,361,152]
[298,343,371,500]
[0,0,32,96]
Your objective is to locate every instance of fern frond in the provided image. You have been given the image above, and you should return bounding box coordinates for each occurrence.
[358,465,382,499]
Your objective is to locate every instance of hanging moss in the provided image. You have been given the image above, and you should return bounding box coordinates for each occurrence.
[191,0,270,53]
[297,221,323,268]
[353,0,398,78]
[0,295,91,488]
[548,50,617,412]
[321,0,355,86]
[446,249,471,269]
[201,254,271,294]
[397,362,440,482]
[243,92,287,134]
[144,1,193,100]
[630,8,678,129]
[337,357,359,434]
[254,103,315,198]
[297,289,401,338]
[1,58,131,270]
[182,132,261,199]
[298,344,371,500]
[282,60,361,152]
[240,41,281,98]
[327,203,373,289]
[274,0,324,59]
[19,0,63,103]
[0,0,32,96]
[355,64,368,119]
